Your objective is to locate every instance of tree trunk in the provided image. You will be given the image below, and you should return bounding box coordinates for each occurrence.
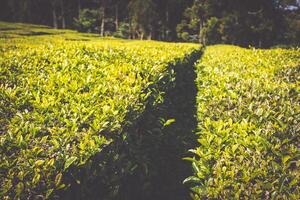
[140,32,144,40]
[22,0,30,23]
[52,2,58,29]
[199,19,205,45]
[259,40,262,48]
[129,20,135,39]
[100,6,105,36]
[100,11,105,36]
[78,0,81,18]
[129,19,132,39]
[148,30,152,40]
[148,25,154,40]
[60,0,66,29]
[115,5,119,31]
[165,2,169,40]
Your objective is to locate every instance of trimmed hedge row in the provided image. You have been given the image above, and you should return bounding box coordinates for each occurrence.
[186,45,300,199]
[0,23,200,199]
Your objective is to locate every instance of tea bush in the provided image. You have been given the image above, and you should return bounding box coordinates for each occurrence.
[0,22,201,199]
[186,45,300,199]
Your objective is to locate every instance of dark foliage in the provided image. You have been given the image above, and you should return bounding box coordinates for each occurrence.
[0,0,299,46]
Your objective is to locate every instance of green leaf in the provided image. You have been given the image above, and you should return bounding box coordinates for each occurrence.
[232,144,239,153]
[192,162,200,173]
[282,155,291,164]
[182,157,197,162]
[32,173,41,185]
[64,156,77,170]
[163,118,176,127]
[46,189,54,199]
[183,176,201,184]
[15,182,24,196]
[55,173,62,187]
[35,160,44,166]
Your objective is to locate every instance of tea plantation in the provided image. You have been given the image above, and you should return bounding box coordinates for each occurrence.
[0,22,299,199]
[186,45,300,199]
[0,22,201,199]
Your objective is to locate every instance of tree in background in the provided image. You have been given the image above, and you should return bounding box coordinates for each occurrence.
[278,0,300,45]
[74,9,100,32]
[128,0,157,39]
[177,0,208,43]
[177,0,291,47]
[51,0,59,29]
[0,0,299,46]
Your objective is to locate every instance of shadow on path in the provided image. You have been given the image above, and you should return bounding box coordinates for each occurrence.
[57,50,202,200]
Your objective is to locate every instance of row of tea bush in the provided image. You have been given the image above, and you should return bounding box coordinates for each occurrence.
[186,45,300,199]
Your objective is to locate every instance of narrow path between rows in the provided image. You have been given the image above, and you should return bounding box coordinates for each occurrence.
[58,51,202,200]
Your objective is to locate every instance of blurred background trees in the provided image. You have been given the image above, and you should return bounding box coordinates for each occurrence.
[0,0,299,47]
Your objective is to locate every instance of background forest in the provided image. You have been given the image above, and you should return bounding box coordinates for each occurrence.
[0,0,299,47]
